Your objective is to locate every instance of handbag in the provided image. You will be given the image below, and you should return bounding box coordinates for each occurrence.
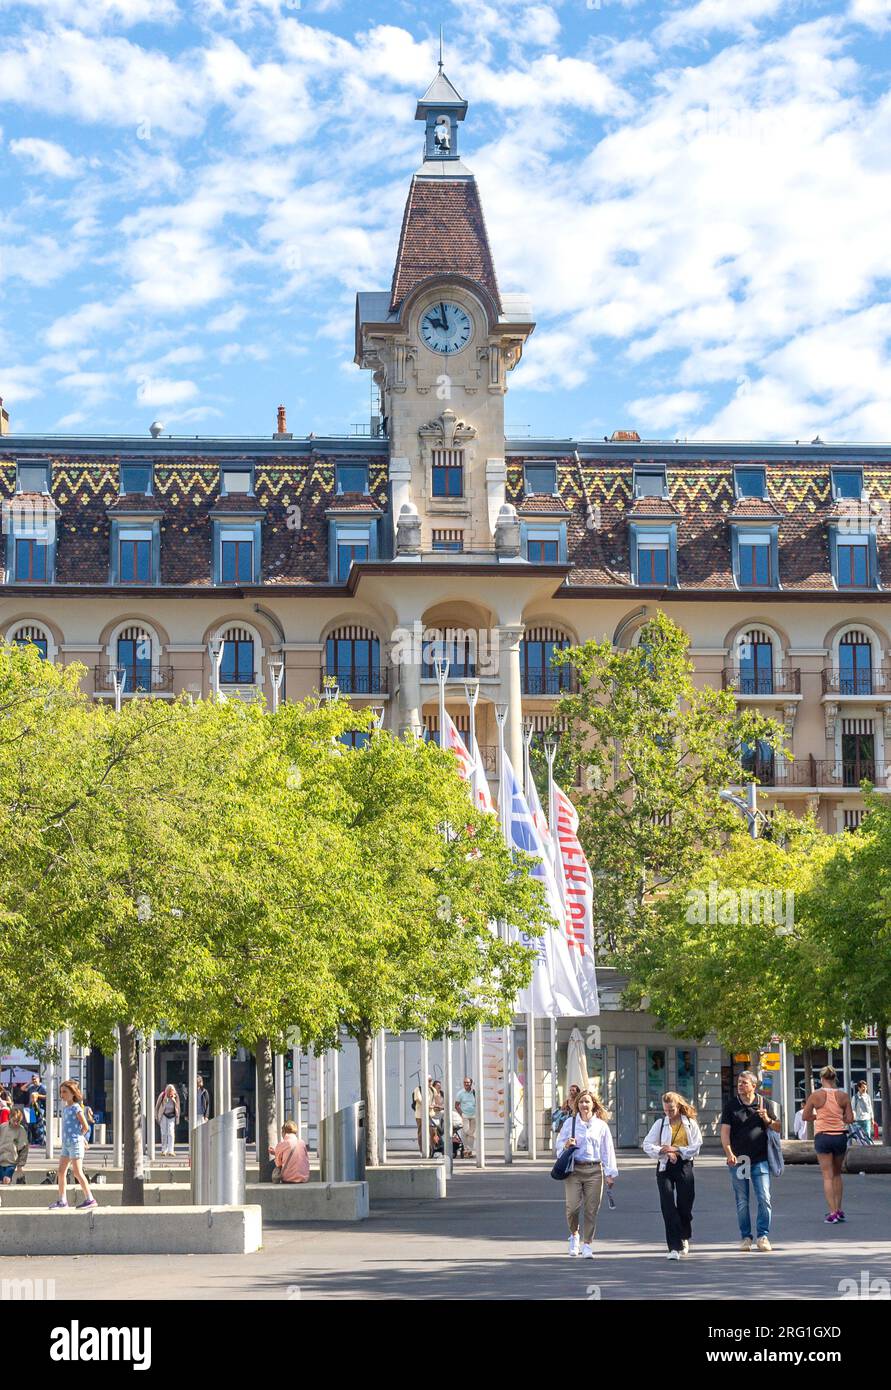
[765,1102,784,1177]
[550,1116,577,1181]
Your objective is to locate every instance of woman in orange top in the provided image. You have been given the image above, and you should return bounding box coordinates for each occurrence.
[801,1066,854,1224]
[270,1120,310,1183]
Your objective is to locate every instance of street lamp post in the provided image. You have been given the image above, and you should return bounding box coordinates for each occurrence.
[208,638,225,702]
[110,665,127,715]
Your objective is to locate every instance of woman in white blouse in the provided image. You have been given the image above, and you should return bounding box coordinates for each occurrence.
[556,1089,618,1257]
[642,1092,703,1260]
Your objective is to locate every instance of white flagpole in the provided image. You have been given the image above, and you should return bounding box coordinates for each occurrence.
[474,1024,486,1169]
[421,1036,430,1159]
[464,679,480,806]
[545,736,560,1153]
[378,1029,388,1164]
[443,1030,453,1176]
[522,718,537,1160]
[495,704,512,1165]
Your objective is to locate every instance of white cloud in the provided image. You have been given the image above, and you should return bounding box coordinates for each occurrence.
[657,0,794,47]
[9,137,85,178]
[207,304,248,332]
[514,5,561,48]
[8,0,180,25]
[625,390,706,431]
[849,0,891,29]
[129,373,199,406]
[45,300,127,350]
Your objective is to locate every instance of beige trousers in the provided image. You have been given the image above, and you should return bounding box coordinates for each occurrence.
[462,1116,476,1153]
[563,1163,604,1242]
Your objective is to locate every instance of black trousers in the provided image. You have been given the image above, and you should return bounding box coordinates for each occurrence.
[656,1160,695,1251]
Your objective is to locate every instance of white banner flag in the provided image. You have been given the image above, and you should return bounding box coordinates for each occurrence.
[442,711,495,815]
[552,781,600,1016]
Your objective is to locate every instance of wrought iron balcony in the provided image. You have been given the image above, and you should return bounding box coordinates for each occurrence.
[723,666,801,696]
[322,666,389,696]
[521,670,578,696]
[94,664,174,695]
[821,667,891,696]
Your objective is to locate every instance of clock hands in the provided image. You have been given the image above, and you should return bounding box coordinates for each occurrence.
[439,302,449,333]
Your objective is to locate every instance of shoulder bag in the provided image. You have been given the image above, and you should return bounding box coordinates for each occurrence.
[551,1116,577,1181]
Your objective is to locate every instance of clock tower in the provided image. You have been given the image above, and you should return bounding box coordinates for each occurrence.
[355,64,535,554]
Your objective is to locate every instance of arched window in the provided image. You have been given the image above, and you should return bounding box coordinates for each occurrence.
[839,630,873,695]
[738,629,774,695]
[521,627,571,695]
[10,623,49,660]
[219,625,256,686]
[325,626,382,694]
[421,628,476,680]
[116,625,154,693]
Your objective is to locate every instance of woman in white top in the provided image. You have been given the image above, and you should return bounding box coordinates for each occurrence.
[643,1091,703,1260]
[556,1089,618,1258]
[851,1081,874,1140]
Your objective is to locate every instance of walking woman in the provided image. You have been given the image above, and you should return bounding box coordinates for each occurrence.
[643,1092,703,1259]
[556,1089,618,1257]
[801,1066,854,1223]
[155,1084,181,1157]
[48,1081,97,1210]
[552,1084,581,1135]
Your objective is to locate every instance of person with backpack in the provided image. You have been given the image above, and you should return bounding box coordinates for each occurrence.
[801,1065,855,1224]
[643,1092,703,1260]
[720,1070,781,1252]
[555,1089,617,1257]
[194,1076,210,1125]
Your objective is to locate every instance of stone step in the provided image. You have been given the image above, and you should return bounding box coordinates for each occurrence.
[0,1206,262,1255]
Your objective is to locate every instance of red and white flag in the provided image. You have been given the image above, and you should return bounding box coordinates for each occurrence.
[552,781,599,1014]
[441,711,495,815]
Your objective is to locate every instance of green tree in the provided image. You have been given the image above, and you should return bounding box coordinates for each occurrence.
[553,611,786,951]
[623,819,845,1082]
[325,731,546,1165]
[802,794,891,1142]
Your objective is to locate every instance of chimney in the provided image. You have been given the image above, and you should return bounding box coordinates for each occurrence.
[610,430,641,443]
[0,397,9,436]
[276,404,288,436]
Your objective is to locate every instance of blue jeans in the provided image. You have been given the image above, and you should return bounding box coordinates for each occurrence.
[730,1159,772,1239]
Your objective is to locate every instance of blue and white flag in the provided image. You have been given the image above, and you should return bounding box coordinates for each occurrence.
[500,752,594,1017]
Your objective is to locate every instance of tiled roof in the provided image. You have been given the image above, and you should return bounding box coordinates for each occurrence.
[389,177,501,313]
[727,497,782,521]
[628,495,681,520]
[517,495,569,515]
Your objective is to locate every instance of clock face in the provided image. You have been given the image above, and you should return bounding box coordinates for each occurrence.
[419,301,472,355]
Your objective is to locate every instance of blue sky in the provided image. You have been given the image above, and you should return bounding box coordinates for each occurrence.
[0,0,890,442]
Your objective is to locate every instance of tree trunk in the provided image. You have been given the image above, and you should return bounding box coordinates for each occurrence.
[877,1021,890,1146]
[254,1038,277,1182]
[802,1043,815,1141]
[357,1025,378,1168]
[118,1023,145,1206]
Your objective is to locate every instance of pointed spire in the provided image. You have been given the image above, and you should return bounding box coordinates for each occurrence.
[438,25,444,74]
[415,51,468,166]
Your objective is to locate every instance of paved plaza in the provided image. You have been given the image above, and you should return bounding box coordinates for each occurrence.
[5,1155,890,1301]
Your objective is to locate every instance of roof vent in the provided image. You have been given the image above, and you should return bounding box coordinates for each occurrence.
[149,421,164,438]
[610,430,641,443]
[811,435,824,445]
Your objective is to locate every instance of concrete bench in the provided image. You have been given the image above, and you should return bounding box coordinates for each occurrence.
[365,1165,446,1200]
[782,1140,816,1162]
[843,1145,891,1174]
[0,1206,262,1255]
[3,1182,368,1221]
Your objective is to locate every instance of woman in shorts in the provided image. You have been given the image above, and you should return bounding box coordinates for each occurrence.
[801,1066,854,1225]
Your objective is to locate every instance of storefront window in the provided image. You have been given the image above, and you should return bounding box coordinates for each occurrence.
[676,1048,696,1102]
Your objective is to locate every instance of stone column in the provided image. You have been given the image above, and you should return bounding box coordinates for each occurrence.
[390,619,424,737]
[498,623,525,777]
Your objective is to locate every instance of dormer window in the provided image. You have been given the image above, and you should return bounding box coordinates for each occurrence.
[221,465,253,497]
[524,463,557,496]
[16,461,50,494]
[633,466,667,499]
[734,467,766,500]
[120,463,153,496]
[831,468,863,501]
[336,463,369,495]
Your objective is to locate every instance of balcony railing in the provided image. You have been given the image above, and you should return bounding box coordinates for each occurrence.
[322,667,389,696]
[521,670,578,696]
[723,666,801,696]
[94,664,174,695]
[740,756,889,789]
[821,667,891,696]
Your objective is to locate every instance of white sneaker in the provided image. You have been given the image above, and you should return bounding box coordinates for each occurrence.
[568,1233,580,1257]
[581,1243,594,1258]
[681,1240,690,1256]
[667,1250,681,1260]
